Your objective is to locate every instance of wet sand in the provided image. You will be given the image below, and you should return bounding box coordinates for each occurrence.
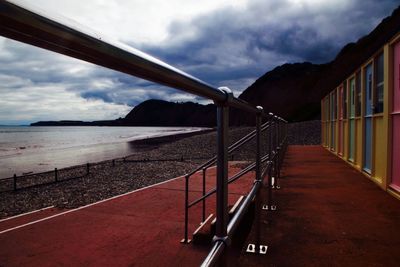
[0,128,212,179]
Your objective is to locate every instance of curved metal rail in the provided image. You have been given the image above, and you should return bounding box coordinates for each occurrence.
[0,1,288,266]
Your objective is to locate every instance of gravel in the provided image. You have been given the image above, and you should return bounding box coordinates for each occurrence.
[0,127,257,219]
[0,121,321,219]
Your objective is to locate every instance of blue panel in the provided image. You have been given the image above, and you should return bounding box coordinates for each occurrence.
[364,118,372,173]
[363,63,373,173]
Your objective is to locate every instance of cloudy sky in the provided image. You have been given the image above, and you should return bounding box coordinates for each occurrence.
[0,0,398,125]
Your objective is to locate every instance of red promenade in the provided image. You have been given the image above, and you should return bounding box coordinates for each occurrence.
[2,146,400,266]
[239,146,400,267]
[0,165,253,266]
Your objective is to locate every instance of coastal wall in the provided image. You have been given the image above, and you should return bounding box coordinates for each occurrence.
[321,31,400,200]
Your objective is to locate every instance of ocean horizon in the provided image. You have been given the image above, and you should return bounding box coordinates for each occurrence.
[0,126,204,179]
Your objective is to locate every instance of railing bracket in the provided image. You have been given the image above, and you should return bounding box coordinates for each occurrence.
[246,244,268,254]
[180,238,192,244]
[262,205,277,211]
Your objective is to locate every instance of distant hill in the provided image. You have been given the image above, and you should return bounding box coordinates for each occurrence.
[32,5,400,126]
[31,100,217,127]
[239,5,400,122]
[123,99,216,126]
[237,62,329,122]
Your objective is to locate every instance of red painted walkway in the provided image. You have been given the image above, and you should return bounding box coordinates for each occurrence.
[3,146,400,266]
[0,164,255,267]
[239,146,400,267]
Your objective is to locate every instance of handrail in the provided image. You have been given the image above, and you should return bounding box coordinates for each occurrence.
[185,122,271,178]
[0,2,289,265]
[188,153,271,208]
[0,0,280,116]
[201,136,288,267]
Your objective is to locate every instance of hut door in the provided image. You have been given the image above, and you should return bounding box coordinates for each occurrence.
[363,64,373,173]
[349,78,356,162]
[392,42,400,189]
[339,86,343,155]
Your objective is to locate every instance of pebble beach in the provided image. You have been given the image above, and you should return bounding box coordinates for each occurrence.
[0,127,256,219]
[0,121,321,219]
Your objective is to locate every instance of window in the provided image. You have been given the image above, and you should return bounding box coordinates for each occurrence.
[350,77,355,118]
[355,71,361,116]
[343,82,347,119]
[374,53,384,113]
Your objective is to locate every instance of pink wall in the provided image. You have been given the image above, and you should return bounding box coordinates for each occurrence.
[392,41,400,188]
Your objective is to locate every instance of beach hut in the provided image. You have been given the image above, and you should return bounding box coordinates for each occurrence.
[321,31,400,200]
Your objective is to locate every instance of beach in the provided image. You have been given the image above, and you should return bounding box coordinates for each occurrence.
[0,127,257,219]
[0,121,321,219]
[0,126,206,179]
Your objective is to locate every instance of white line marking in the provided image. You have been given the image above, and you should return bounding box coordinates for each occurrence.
[0,167,214,235]
[0,206,54,222]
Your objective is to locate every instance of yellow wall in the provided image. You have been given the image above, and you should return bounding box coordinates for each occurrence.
[343,120,349,159]
[355,118,363,170]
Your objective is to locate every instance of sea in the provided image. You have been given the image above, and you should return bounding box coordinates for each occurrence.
[0,126,204,179]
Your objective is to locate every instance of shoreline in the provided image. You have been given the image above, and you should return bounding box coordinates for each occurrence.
[0,127,213,180]
[0,127,255,219]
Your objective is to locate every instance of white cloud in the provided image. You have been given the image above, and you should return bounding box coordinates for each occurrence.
[0,0,398,124]
[0,78,131,124]
[11,0,248,45]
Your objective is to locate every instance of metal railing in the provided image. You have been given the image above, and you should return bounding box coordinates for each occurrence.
[0,1,288,265]
[200,116,287,267]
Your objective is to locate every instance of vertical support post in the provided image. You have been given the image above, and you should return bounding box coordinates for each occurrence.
[255,108,262,182]
[55,168,58,182]
[273,116,278,185]
[181,175,190,243]
[202,168,206,222]
[255,107,263,253]
[215,104,229,241]
[211,86,233,265]
[248,108,268,255]
[13,174,17,191]
[276,118,281,184]
[112,159,115,167]
[263,113,276,211]
[86,163,90,175]
[268,115,273,205]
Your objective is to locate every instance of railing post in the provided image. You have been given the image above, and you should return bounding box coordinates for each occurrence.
[263,113,276,212]
[246,106,268,255]
[181,174,190,243]
[255,107,262,182]
[212,87,232,265]
[202,168,206,222]
[215,104,229,240]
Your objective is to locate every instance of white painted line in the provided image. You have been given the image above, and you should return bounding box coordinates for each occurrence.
[0,168,211,235]
[0,206,54,222]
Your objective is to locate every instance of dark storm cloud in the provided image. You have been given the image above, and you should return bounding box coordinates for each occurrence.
[141,0,399,94]
[1,0,399,125]
[80,91,114,103]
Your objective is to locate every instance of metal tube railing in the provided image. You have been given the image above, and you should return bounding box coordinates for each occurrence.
[201,134,287,267]
[0,2,289,265]
[188,154,270,208]
[0,0,260,114]
[184,121,271,178]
